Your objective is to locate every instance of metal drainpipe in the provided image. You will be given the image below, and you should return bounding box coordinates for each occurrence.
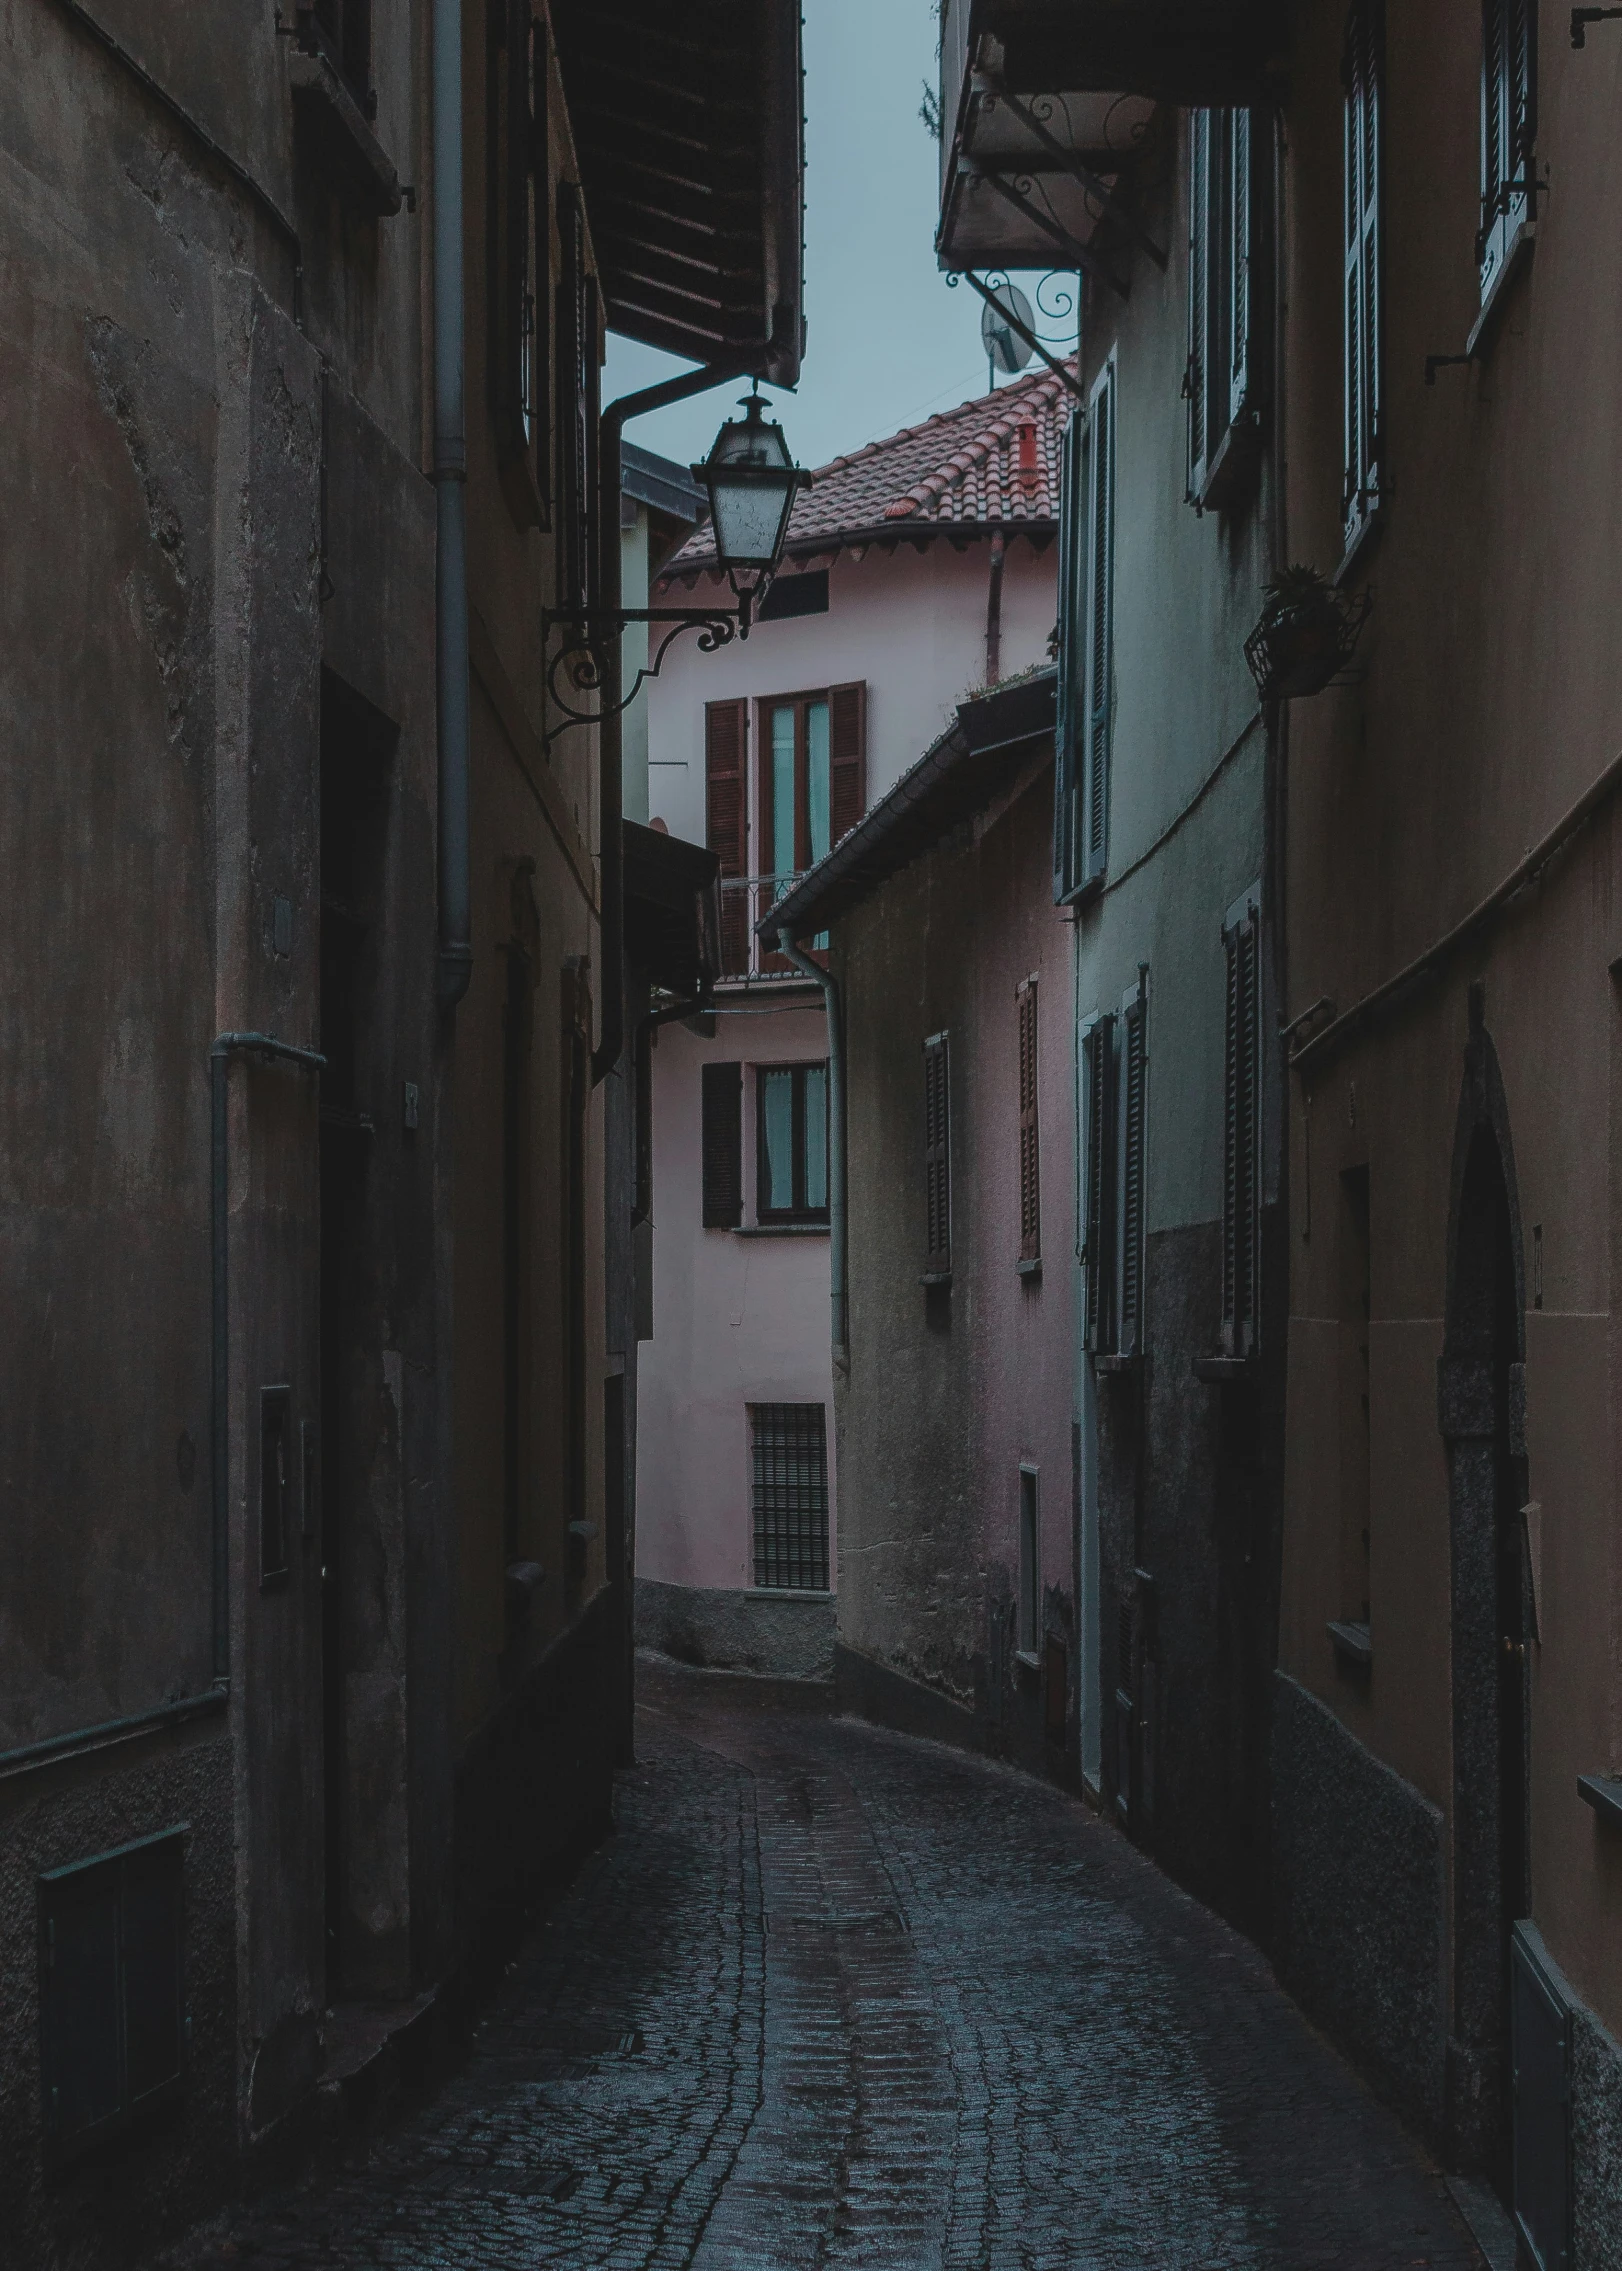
[777,931,848,1372]
[433,0,472,1013]
[590,359,759,1087]
[211,1033,326,1682]
[985,528,1006,685]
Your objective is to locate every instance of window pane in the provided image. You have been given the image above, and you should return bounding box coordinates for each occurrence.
[806,699,830,864]
[803,1064,828,1211]
[771,705,796,877]
[760,1068,795,1212]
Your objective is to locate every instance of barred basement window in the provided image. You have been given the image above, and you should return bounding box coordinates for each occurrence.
[1480,0,1537,302]
[1342,0,1384,558]
[39,1829,187,2167]
[750,1404,830,1590]
[923,1031,952,1276]
[1018,977,1040,1263]
[1221,889,1262,1358]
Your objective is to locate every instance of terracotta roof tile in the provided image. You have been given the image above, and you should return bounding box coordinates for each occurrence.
[657,363,1074,584]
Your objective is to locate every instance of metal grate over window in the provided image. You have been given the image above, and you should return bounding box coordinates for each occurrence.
[750,1403,829,1591]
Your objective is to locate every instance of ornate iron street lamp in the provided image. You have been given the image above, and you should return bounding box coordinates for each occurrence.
[544,390,809,728]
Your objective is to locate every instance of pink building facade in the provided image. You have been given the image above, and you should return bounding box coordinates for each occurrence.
[635,372,1066,1676]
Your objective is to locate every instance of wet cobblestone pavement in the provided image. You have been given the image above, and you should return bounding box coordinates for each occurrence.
[168,1660,1482,2270]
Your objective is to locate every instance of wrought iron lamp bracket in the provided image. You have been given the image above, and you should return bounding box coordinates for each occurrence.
[542,601,749,728]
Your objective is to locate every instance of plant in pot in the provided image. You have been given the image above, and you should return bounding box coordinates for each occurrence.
[1243,564,1371,700]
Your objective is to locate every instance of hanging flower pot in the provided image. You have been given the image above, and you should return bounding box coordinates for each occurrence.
[1244,565,1372,701]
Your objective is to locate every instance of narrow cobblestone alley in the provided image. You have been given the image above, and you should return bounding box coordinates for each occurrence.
[165,1663,1483,2271]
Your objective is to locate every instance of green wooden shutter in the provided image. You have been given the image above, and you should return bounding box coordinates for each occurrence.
[1228,108,1255,429]
[1081,1012,1117,1352]
[1186,109,1211,502]
[1053,403,1086,899]
[923,1032,952,1272]
[1083,367,1115,889]
[1221,892,1262,1357]
[1116,976,1148,1357]
[701,1061,743,1228]
[1343,0,1383,553]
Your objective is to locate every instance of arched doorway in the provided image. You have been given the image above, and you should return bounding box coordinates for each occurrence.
[1438,996,1530,2199]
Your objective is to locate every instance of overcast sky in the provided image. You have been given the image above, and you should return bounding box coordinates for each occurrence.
[603,0,1003,478]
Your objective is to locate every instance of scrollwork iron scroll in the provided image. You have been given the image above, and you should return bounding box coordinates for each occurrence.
[543,605,744,728]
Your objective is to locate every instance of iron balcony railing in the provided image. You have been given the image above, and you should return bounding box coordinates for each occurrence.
[718,873,822,979]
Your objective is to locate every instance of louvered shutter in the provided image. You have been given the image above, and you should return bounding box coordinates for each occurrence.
[1343,0,1382,553]
[923,1032,951,1273]
[1221,893,1262,1357]
[705,699,750,975]
[1480,0,1536,296]
[1083,368,1115,888]
[700,1061,743,1228]
[1116,978,1148,1357]
[557,185,592,610]
[828,682,866,848]
[1080,1013,1117,1352]
[1186,109,1210,501]
[1018,979,1040,1263]
[1228,108,1255,427]
[1053,404,1086,899]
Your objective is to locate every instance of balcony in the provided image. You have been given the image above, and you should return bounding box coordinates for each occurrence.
[937,1,1284,275]
[720,874,826,982]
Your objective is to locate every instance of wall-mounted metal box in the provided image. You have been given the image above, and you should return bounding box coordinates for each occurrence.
[38,1827,187,2165]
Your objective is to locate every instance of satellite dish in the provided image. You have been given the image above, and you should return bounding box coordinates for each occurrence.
[980,283,1035,381]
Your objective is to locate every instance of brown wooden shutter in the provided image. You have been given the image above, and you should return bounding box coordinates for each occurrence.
[1018,978,1040,1263]
[705,698,749,976]
[923,1032,951,1272]
[828,681,867,849]
[701,1061,743,1228]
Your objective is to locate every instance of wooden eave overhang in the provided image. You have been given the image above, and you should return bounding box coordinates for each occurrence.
[552,0,805,386]
[937,0,1285,272]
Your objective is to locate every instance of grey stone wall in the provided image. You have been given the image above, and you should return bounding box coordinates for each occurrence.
[1572,2000,1622,2271]
[637,1579,835,1683]
[1271,1671,1447,2137]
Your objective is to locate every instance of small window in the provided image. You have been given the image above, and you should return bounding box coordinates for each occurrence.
[1221,891,1262,1357]
[756,569,829,623]
[260,1386,292,1585]
[1054,363,1115,901]
[1343,0,1384,558]
[701,1060,743,1229]
[756,1062,829,1225]
[39,1829,187,2166]
[1018,977,1040,1264]
[750,1403,830,1590]
[1480,0,1536,302]
[923,1031,952,1275]
[487,3,551,529]
[1018,1468,1041,1658]
[1187,108,1261,511]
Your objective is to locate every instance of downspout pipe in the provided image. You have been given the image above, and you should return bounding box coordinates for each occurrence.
[433,0,472,1013]
[210,1033,325,1682]
[590,359,757,1087]
[777,931,848,1372]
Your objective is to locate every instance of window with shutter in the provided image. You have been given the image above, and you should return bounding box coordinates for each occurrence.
[1342,0,1383,558]
[828,681,866,848]
[705,699,750,976]
[701,1061,743,1228]
[1221,890,1262,1358]
[923,1032,952,1275]
[1018,977,1040,1264]
[1079,1011,1117,1353]
[1053,404,1086,901]
[487,3,549,529]
[1188,108,1262,512]
[557,185,597,612]
[756,1061,829,1225]
[1480,0,1536,300]
[1083,364,1116,890]
[1115,974,1148,1357]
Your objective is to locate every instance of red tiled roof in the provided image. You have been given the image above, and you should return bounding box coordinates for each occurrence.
[657,363,1074,584]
